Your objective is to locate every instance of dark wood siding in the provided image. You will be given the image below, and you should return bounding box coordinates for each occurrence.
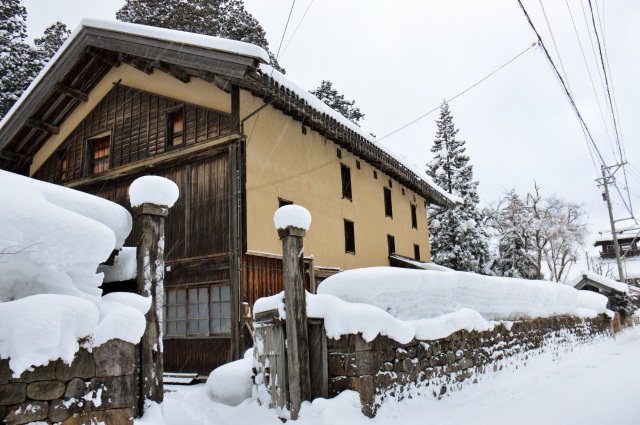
[163,338,231,375]
[243,254,312,309]
[33,84,232,183]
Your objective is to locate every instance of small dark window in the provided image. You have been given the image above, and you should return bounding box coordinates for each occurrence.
[302,125,307,135]
[384,187,393,218]
[344,220,355,253]
[414,244,421,261]
[356,160,361,169]
[411,204,418,229]
[413,194,417,202]
[341,164,352,200]
[278,198,293,208]
[58,151,68,181]
[389,179,393,188]
[387,235,395,256]
[402,188,405,196]
[167,107,185,147]
[337,149,342,159]
[373,170,378,179]
[87,135,110,175]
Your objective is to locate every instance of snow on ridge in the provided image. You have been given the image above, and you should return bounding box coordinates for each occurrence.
[257,64,461,206]
[317,267,609,322]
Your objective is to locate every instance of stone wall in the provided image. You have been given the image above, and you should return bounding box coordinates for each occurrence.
[328,315,612,417]
[0,339,136,425]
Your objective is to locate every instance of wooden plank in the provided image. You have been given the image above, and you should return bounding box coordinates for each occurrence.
[54,83,89,102]
[308,320,328,400]
[26,118,60,135]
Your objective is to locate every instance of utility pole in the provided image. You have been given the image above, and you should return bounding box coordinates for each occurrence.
[597,164,625,282]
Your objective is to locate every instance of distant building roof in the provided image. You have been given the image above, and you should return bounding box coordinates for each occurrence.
[568,270,629,295]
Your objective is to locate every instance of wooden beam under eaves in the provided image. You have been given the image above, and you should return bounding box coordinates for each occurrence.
[118,53,153,75]
[54,83,89,102]
[87,47,120,67]
[150,60,190,84]
[26,118,59,135]
[0,149,31,164]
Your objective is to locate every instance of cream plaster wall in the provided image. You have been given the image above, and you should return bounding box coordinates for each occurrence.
[31,63,231,175]
[242,90,432,270]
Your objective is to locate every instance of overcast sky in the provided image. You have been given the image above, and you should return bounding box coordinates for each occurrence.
[22,0,640,262]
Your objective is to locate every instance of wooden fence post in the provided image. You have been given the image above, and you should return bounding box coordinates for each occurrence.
[275,206,312,420]
[130,176,179,417]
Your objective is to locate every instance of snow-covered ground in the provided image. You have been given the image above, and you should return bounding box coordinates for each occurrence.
[160,326,640,425]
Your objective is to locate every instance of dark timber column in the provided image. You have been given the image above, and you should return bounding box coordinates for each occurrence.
[130,176,179,417]
[275,206,312,420]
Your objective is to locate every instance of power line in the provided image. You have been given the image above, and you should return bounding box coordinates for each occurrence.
[565,0,614,157]
[587,0,623,163]
[516,0,606,169]
[280,0,315,57]
[247,158,339,191]
[538,0,572,93]
[378,42,537,142]
[275,0,297,61]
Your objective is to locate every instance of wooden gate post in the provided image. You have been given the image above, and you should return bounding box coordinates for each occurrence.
[275,206,312,420]
[130,176,179,417]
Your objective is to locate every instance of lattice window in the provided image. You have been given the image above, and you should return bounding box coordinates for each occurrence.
[167,107,184,147]
[88,135,110,175]
[163,286,231,337]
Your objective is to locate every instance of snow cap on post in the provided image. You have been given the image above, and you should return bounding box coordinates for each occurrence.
[274,205,311,238]
[129,175,179,208]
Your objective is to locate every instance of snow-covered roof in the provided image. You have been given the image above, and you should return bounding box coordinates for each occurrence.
[594,229,640,243]
[0,19,269,132]
[258,64,461,207]
[0,19,456,207]
[569,270,629,294]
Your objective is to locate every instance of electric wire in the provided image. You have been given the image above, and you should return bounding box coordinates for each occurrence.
[587,0,623,163]
[275,0,297,61]
[280,0,315,57]
[539,0,572,93]
[377,42,537,142]
[565,0,614,156]
[516,0,606,169]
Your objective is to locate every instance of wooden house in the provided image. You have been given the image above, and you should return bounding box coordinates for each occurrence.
[0,20,457,376]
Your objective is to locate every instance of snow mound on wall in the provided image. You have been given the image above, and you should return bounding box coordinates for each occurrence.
[318,267,609,322]
[129,175,180,208]
[0,293,149,376]
[98,247,137,283]
[206,349,254,406]
[0,170,132,303]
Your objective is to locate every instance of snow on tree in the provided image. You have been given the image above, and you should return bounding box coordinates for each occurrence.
[426,101,490,274]
[0,2,70,120]
[116,0,285,72]
[485,190,538,279]
[486,183,588,283]
[33,21,70,62]
[0,0,36,119]
[310,80,365,125]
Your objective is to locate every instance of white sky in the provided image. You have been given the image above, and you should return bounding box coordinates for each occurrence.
[22,0,640,263]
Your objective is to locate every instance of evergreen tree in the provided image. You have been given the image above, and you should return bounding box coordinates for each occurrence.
[0,2,70,120]
[33,22,70,62]
[486,190,538,279]
[0,0,36,119]
[426,101,490,273]
[310,80,364,125]
[116,0,284,72]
